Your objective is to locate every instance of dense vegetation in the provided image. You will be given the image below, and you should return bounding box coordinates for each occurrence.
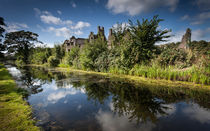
[26,16,209,85]
[0,63,39,131]
[1,16,210,85]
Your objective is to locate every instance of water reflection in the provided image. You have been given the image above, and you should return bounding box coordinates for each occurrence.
[8,66,210,131]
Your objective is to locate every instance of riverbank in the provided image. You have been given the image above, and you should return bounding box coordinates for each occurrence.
[0,63,39,131]
[30,64,210,90]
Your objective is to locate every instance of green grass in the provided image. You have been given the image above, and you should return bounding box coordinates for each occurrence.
[0,63,40,131]
[109,64,210,85]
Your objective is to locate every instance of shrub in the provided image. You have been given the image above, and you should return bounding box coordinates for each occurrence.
[157,48,190,68]
[47,56,59,67]
[80,38,107,70]
[66,46,80,66]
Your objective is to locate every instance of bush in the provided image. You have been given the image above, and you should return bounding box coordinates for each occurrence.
[47,56,59,67]
[80,38,107,70]
[157,48,191,68]
[66,46,80,66]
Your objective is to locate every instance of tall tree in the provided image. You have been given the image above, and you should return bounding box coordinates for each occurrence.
[4,30,42,63]
[0,17,6,58]
[117,15,171,68]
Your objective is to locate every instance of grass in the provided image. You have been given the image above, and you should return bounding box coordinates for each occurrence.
[110,64,210,85]
[0,63,39,131]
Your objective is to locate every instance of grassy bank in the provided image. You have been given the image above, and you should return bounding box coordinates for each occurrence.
[110,64,210,85]
[59,67,210,89]
[0,64,39,131]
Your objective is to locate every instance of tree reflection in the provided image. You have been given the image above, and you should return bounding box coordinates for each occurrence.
[18,66,53,94]
[17,66,210,124]
[83,81,170,123]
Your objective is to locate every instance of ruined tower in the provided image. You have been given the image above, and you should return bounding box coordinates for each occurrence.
[108,28,115,49]
[97,26,104,36]
[88,26,106,43]
[178,28,191,50]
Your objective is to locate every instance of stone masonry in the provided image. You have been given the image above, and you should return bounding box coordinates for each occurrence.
[64,26,107,52]
[178,28,191,50]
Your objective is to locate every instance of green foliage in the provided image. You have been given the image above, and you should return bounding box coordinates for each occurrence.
[157,48,189,67]
[66,46,80,66]
[19,15,209,85]
[128,64,209,85]
[95,51,109,72]
[80,38,108,70]
[29,47,52,64]
[127,15,171,65]
[4,30,42,64]
[54,44,65,60]
[47,56,59,67]
[111,15,171,69]
[189,40,210,55]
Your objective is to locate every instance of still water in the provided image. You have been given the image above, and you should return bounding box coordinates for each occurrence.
[6,65,210,131]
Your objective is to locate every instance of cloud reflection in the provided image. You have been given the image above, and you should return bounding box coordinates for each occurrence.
[96,109,156,131]
[183,103,210,124]
[47,85,86,103]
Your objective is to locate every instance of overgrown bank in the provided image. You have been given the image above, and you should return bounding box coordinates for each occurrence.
[28,16,209,86]
[3,16,209,85]
[0,63,39,131]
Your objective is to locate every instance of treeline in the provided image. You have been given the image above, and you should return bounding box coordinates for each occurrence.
[0,16,209,85]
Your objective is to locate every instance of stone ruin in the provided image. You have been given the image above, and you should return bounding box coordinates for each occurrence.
[64,26,108,52]
[178,28,191,50]
[107,28,115,48]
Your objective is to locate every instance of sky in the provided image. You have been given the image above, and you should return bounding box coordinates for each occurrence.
[0,0,210,47]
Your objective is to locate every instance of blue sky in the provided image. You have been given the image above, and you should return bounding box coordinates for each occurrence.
[0,0,210,46]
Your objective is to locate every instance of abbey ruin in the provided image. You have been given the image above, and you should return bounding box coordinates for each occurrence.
[64,26,112,52]
[64,26,192,52]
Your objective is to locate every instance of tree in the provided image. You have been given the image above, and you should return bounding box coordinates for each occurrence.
[80,38,108,70]
[4,30,42,64]
[66,46,80,66]
[128,15,171,63]
[115,15,171,68]
[0,17,6,58]
[54,44,65,60]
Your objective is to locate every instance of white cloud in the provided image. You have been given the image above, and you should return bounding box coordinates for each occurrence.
[74,30,83,35]
[71,21,91,29]
[181,14,190,21]
[158,28,210,44]
[3,22,29,32]
[95,0,99,3]
[57,10,62,15]
[34,8,91,38]
[192,28,210,41]
[48,90,74,103]
[190,12,210,25]
[47,85,84,103]
[196,0,210,10]
[106,0,179,16]
[34,8,72,25]
[112,22,129,31]
[40,15,62,25]
[47,27,71,38]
